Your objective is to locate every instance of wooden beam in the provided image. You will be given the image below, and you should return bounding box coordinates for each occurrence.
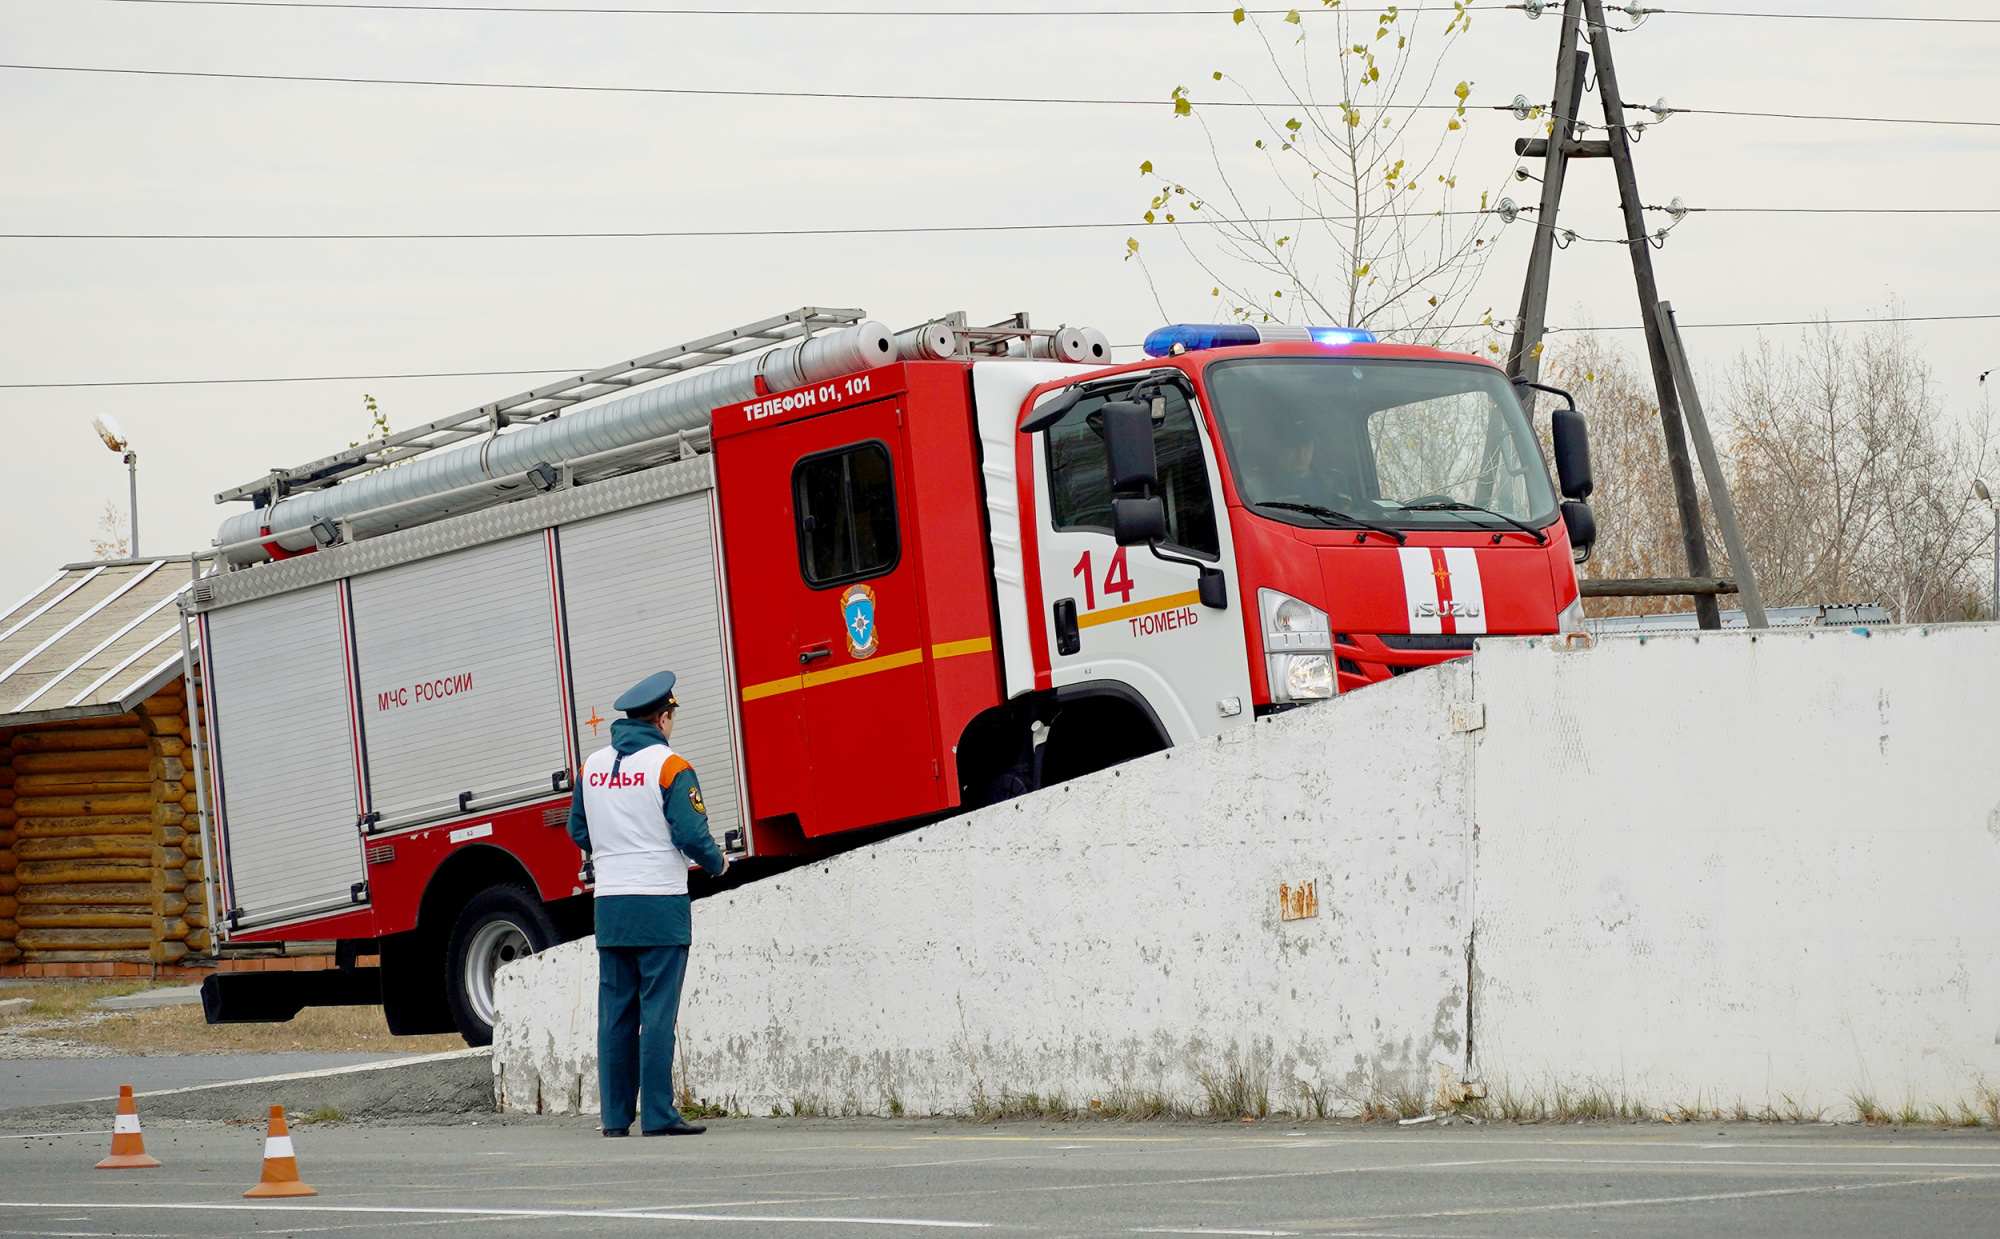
[1580,577,1740,598]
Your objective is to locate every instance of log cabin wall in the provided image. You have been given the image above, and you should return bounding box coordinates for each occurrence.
[0,677,211,966]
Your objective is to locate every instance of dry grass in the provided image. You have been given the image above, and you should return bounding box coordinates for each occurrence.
[1,980,462,1055]
[0,979,158,1017]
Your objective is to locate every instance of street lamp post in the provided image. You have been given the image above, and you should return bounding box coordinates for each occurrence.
[91,415,138,558]
[1976,478,1997,622]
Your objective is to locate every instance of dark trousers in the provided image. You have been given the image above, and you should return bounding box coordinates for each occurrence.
[597,944,689,1132]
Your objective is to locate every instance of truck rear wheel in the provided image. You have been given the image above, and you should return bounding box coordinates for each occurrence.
[445,885,557,1046]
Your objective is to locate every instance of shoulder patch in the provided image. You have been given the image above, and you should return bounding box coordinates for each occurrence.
[688,783,706,816]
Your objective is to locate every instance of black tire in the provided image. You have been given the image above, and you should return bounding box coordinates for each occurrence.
[381,928,455,1037]
[444,885,557,1046]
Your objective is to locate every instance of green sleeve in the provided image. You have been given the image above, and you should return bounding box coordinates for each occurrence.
[663,767,726,876]
[566,786,590,854]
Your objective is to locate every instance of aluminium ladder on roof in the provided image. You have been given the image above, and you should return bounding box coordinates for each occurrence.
[213,307,869,508]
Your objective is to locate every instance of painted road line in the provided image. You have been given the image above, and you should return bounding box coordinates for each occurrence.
[1130,1229,1301,1236]
[0,1130,112,1139]
[1329,1173,1999,1227]
[1513,1155,2000,1170]
[918,1134,1194,1143]
[0,1202,994,1228]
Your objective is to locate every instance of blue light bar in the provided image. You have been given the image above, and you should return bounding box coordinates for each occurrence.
[1142,323,1377,357]
[1307,326,1376,346]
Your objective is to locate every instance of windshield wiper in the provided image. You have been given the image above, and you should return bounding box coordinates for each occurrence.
[1252,501,1407,545]
[1398,500,1550,545]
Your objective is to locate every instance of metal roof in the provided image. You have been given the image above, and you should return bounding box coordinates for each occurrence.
[0,556,197,728]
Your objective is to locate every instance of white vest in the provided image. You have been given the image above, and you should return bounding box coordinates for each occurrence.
[580,742,694,897]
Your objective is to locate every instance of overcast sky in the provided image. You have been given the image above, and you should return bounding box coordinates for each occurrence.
[2,0,1994,601]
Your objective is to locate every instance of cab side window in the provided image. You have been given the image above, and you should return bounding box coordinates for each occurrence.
[1045,386,1221,558]
[794,442,899,587]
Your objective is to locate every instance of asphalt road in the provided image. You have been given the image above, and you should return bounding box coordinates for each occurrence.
[0,1055,418,1111]
[2,1116,1996,1237]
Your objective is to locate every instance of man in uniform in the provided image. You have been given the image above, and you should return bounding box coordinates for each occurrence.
[567,670,728,1137]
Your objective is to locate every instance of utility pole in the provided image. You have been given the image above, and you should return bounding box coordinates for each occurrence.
[125,448,139,558]
[92,414,140,559]
[1581,0,1716,628]
[1504,0,1586,398]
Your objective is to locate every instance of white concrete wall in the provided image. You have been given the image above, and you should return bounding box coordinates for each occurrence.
[1470,623,2000,1118]
[494,662,1476,1117]
[495,624,2000,1120]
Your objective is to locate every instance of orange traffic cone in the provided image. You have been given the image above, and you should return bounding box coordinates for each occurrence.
[243,1105,316,1198]
[95,1085,162,1169]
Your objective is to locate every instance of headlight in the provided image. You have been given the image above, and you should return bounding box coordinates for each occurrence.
[1556,596,1588,635]
[1260,589,1335,701]
[1259,588,1331,651]
[1270,653,1334,701]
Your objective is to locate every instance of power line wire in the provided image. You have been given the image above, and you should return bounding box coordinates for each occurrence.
[8,313,1996,389]
[3,62,1995,128]
[1670,106,2000,129]
[0,215,1490,240]
[68,0,2000,22]
[0,367,587,389]
[1648,6,2000,22]
[7,206,1998,241]
[1543,312,2000,332]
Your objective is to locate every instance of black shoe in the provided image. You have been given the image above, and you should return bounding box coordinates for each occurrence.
[642,1121,707,1136]
[602,1127,630,1137]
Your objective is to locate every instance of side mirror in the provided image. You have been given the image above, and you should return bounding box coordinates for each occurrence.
[1112,496,1166,547]
[1019,386,1082,435]
[1101,400,1158,492]
[1197,568,1228,610]
[1550,406,1593,501]
[1561,500,1596,562]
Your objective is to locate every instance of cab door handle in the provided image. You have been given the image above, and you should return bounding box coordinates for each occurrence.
[799,645,832,665]
[1053,600,1080,656]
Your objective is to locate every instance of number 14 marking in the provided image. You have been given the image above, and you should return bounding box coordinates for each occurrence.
[1071,547,1135,611]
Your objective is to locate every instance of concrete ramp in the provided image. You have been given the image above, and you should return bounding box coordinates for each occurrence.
[495,663,1476,1118]
[495,624,2000,1120]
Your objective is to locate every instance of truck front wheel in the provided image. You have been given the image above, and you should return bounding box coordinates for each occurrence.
[445,885,557,1046]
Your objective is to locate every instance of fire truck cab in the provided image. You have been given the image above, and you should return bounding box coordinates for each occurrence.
[710,324,1594,838]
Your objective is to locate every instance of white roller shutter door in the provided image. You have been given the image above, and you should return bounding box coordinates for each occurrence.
[560,494,740,844]
[204,583,366,927]
[350,534,570,827]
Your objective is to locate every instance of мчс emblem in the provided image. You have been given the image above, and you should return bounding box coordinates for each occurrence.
[840,583,879,659]
[688,784,706,816]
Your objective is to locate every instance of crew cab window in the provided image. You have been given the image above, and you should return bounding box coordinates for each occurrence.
[794,442,899,587]
[1045,385,1221,558]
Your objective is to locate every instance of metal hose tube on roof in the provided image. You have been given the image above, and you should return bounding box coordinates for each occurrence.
[894,321,957,361]
[216,320,895,565]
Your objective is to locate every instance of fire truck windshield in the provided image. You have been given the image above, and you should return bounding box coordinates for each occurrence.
[1205,357,1558,533]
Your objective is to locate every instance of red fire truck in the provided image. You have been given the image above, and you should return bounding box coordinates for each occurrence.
[187,307,1596,1042]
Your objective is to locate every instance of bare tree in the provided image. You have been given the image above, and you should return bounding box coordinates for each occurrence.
[1725,320,1995,622]
[1538,333,1685,616]
[1127,1,1499,343]
[1546,319,1997,622]
[88,499,130,561]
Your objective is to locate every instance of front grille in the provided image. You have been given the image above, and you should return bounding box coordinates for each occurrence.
[1378,633,1478,651]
